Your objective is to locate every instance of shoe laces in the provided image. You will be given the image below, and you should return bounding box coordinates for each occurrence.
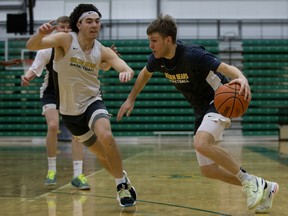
[118,188,131,199]
[77,174,88,184]
[242,180,256,198]
[47,171,56,180]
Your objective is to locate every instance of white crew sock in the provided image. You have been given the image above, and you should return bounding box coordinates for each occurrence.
[48,157,56,172]
[236,168,253,183]
[73,160,83,178]
[115,175,126,186]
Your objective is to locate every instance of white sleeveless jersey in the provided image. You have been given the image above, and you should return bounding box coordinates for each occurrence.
[28,48,52,99]
[53,32,102,115]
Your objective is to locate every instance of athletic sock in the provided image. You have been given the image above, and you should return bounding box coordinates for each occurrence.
[115,175,126,186]
[236,167,253,182]
[73,160,83,178]
[48,157,57,172]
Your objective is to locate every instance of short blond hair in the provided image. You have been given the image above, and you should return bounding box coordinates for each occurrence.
[146,14,177,43]
[56,16,69,24]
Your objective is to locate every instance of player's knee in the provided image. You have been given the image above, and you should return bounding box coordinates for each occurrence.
[98,130,115,146]
[194,139,210,156]
[194,133,214,156]
[47,122,59,133]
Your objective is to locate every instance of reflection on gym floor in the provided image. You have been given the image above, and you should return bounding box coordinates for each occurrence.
[0,136,287,216]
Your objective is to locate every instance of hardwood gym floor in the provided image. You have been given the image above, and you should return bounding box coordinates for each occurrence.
[0,135,287,216]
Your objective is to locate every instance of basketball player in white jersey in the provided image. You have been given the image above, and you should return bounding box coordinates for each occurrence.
[22,16,91,189]
[26,4,136,207]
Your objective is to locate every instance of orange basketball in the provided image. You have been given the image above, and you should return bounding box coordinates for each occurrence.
[214,83,249,118]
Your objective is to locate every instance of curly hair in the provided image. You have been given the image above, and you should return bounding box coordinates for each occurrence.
[146,14,177,43]
[69,4,102,33]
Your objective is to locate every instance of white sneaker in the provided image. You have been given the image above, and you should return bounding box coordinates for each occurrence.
[242,175,265,209]
[255,181,279,213]
[123,170,137,201]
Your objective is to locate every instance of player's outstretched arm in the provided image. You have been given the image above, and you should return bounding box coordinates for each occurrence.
[0,59,22,66]
[117,67,153,121]
[100,44,121,71]
[101,45,134,82]
[26,20,58,50]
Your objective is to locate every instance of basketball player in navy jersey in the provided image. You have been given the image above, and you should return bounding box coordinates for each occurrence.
[26,4,136,207]
[117,14,278,213]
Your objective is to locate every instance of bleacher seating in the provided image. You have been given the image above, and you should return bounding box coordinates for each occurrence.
[0,83,46,136]
[242,39,288,136]
[2,38,288,138]
[0,38,218,137]
[0,38,46,136]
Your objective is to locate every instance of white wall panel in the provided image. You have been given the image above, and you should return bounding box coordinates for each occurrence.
[1,0,288,39]
[2,0,288,21]
[33,1,65,20]
[161,0,288,19]
[111,0,156,19]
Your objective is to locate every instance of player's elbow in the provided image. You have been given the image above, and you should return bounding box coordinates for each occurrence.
[26,40,38,51]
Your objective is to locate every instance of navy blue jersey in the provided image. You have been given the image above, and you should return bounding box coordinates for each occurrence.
[146,41,228,116]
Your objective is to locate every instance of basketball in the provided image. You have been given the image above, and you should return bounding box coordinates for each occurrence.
[214,83,249,118]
